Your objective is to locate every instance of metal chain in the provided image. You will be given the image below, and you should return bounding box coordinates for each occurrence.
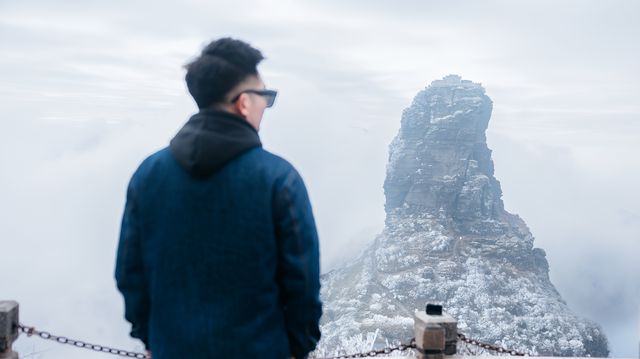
[315,333,527,358]
[314,338,416,358]
[457,332,527,356]
[18,324,149,358]
[17,323,526,358]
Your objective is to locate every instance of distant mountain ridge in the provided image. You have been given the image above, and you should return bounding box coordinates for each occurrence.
[318,75,609,356]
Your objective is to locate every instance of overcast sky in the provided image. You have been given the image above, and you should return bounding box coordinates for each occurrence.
[1,1,638,357]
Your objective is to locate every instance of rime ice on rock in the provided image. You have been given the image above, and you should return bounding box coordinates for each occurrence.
[317,75,609,357]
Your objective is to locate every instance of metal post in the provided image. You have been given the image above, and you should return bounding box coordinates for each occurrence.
[0,301,19,359]
[414,304,457,359]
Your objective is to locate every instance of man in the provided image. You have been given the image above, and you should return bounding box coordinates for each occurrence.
[115,38,322,359]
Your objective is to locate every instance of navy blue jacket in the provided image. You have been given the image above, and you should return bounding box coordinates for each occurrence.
[115,110,322,359]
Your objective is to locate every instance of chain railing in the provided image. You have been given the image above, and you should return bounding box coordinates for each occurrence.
[457,333,527,356]
[2,300,531,359]
[15,325,527,359]
[314,338,417,358]
[18,324,149,358]
[312,333,528,358]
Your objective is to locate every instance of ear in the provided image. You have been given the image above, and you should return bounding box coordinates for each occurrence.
[233,93,251,118]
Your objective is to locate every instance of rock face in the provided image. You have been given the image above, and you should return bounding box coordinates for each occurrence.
[318,75,609,356]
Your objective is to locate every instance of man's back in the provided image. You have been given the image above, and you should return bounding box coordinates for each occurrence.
[116,133,321,358]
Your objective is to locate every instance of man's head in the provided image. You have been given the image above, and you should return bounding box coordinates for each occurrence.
[185,38,275,130]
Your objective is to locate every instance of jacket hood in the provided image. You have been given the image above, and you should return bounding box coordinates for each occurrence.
[169,109,262,177]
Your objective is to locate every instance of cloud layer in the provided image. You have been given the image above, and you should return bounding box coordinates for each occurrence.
[1,1,638,357]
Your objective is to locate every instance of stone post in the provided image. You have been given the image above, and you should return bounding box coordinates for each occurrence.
[0,301,19,359]
[414,304,457,359]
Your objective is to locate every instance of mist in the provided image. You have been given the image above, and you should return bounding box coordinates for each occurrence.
[1,1,638,357]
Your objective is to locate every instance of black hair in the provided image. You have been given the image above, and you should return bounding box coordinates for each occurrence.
[185,38,264,109]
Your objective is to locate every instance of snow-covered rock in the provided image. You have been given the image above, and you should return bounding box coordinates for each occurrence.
[318,75,609,357]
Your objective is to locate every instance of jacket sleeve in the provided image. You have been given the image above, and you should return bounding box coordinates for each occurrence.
[115,177,151,349]
[273,169,322,359]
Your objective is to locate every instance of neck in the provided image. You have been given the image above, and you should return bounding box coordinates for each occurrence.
[209,103,240,115]
[203,105,259,132]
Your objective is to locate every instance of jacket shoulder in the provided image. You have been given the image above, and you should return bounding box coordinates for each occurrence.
[141,147,173,166]
[235,147,297,176]
[129,147,174,183]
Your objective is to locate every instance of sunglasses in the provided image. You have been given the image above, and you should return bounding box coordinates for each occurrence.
[231,89,278,108]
